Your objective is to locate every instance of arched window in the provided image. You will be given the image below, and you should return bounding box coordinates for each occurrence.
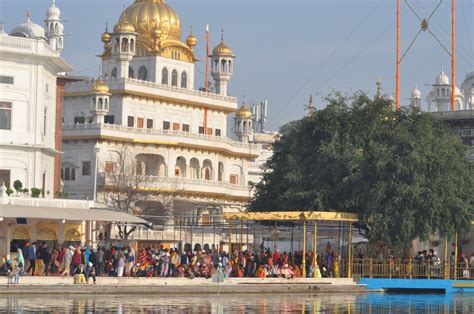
[121,38,129,52]
[71,168,76,181]
[181,71,188,89]
[105,99,109,110]
[162,68,169,85]
[229,60,232,73]
[441,89,445,97]
[171,69,178,87]
[129,67,134,79]
[65,168,71,181]
[221,59,227,72]
[130,39,135,53]
[111,68,117,79]
[138,66,148,81]
[98,98,103,109]
[114,38,120,52]
[55,23,58,33]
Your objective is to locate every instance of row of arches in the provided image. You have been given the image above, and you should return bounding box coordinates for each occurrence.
[212,58,233,74]
[162,68,187,88]
[114,37,135,54]
[110,66,188,88]
[134,154,234,183]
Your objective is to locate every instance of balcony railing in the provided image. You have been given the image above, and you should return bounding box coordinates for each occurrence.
[352,258,474,280]
[63,122,258,150]
[66,77,237,103]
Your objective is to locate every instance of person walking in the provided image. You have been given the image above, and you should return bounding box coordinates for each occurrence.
[117,252,125,277]
[26,243,36,276]
[97,247,104,276]
[15,248,25,284]
[39,242,51,276]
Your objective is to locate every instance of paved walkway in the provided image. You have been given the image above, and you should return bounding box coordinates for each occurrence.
[0,277,367,294]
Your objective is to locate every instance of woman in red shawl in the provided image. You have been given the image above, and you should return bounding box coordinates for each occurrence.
[138,248,149,270]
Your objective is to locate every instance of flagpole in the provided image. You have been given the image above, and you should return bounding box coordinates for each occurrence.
[451,0,456,111]
[204,24,209,133]
[396,0,400,111]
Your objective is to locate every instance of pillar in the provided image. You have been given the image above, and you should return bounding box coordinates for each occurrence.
[454,232,458,280]
[302,221,306,278]
[348,222,353,278]
[313,221,318,278]
[444,236,449,279]
[228,221,232,256]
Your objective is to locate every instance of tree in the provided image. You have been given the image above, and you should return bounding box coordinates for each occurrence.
[250,92,474,251]
[102,146,151,240]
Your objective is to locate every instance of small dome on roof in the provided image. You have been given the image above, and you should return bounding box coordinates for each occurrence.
[236,104,253,119]
[46,0,61,20]
[10,13,45,39]
[91,79,110,94]
[212,30,234,57]
[436,66,450,85]
[411,85,421,99]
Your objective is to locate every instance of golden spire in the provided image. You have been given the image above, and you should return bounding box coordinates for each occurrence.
[101,22,111,48]
[186,26,197,50]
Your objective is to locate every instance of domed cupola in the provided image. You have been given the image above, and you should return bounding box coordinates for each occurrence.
[234,101,253,143]
[410,84,421,108]
[45,0,61,21]
[10,12,45,39]
[210,30,235,96]
[435,66,450,85]
[44,0,65,53]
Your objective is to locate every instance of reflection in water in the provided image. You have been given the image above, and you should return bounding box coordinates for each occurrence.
[0,293,473,313]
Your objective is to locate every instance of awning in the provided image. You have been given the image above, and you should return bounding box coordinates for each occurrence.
[0,204,148,224]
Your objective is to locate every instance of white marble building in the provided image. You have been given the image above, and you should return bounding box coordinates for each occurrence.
[61,0,259,245]
[0,2,71,196]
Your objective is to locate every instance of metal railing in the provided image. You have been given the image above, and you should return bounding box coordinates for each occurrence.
[352,258,474,280]
[63,122,258,150]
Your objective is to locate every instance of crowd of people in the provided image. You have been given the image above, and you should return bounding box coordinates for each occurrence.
[0,241,344,282]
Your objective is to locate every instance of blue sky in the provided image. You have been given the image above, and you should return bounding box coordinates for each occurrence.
[1,0,473,131]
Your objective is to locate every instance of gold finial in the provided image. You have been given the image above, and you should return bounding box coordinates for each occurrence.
[221,28,224,42]
[186,26,197,50]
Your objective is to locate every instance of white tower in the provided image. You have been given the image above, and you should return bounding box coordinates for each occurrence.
[410,84,422,108]
[210,31,235,96]
[111,14,137,79]
[44,0,64,53]
[234,103,253,143]
[90,79,110,124]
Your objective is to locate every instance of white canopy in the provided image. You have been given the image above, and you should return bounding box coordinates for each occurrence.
[0,204,148,224]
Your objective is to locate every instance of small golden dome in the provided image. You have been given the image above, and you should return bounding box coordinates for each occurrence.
[186,33,197,49]
[236,105,253,119]
[114,15,136,33]
[91,79,110,94]
[212,41,233,57]
[101,31,111,44]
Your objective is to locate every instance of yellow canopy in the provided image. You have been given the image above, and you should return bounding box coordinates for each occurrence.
[223,211,358,222]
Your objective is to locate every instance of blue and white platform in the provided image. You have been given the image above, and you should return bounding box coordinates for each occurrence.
[359,278,474,293]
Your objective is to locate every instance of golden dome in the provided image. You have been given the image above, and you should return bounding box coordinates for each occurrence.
[212,42,234,57]
[236,105,253,119]
[119,0,181,41]
[101,31,111,44]
[186,29,197,49]
[91,79,110,94]
[114,17,136,33]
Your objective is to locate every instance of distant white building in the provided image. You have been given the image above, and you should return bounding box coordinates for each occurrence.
[0,2,71,196]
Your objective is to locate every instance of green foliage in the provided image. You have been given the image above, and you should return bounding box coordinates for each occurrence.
[6,188,14,196]
[30,188,41,198]
[56,191,70,199]
[13,180,23,191]
[250,92,474,250]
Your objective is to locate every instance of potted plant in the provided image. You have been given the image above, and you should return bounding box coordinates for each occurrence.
[13,180,23,195]
[31,187,41,198]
